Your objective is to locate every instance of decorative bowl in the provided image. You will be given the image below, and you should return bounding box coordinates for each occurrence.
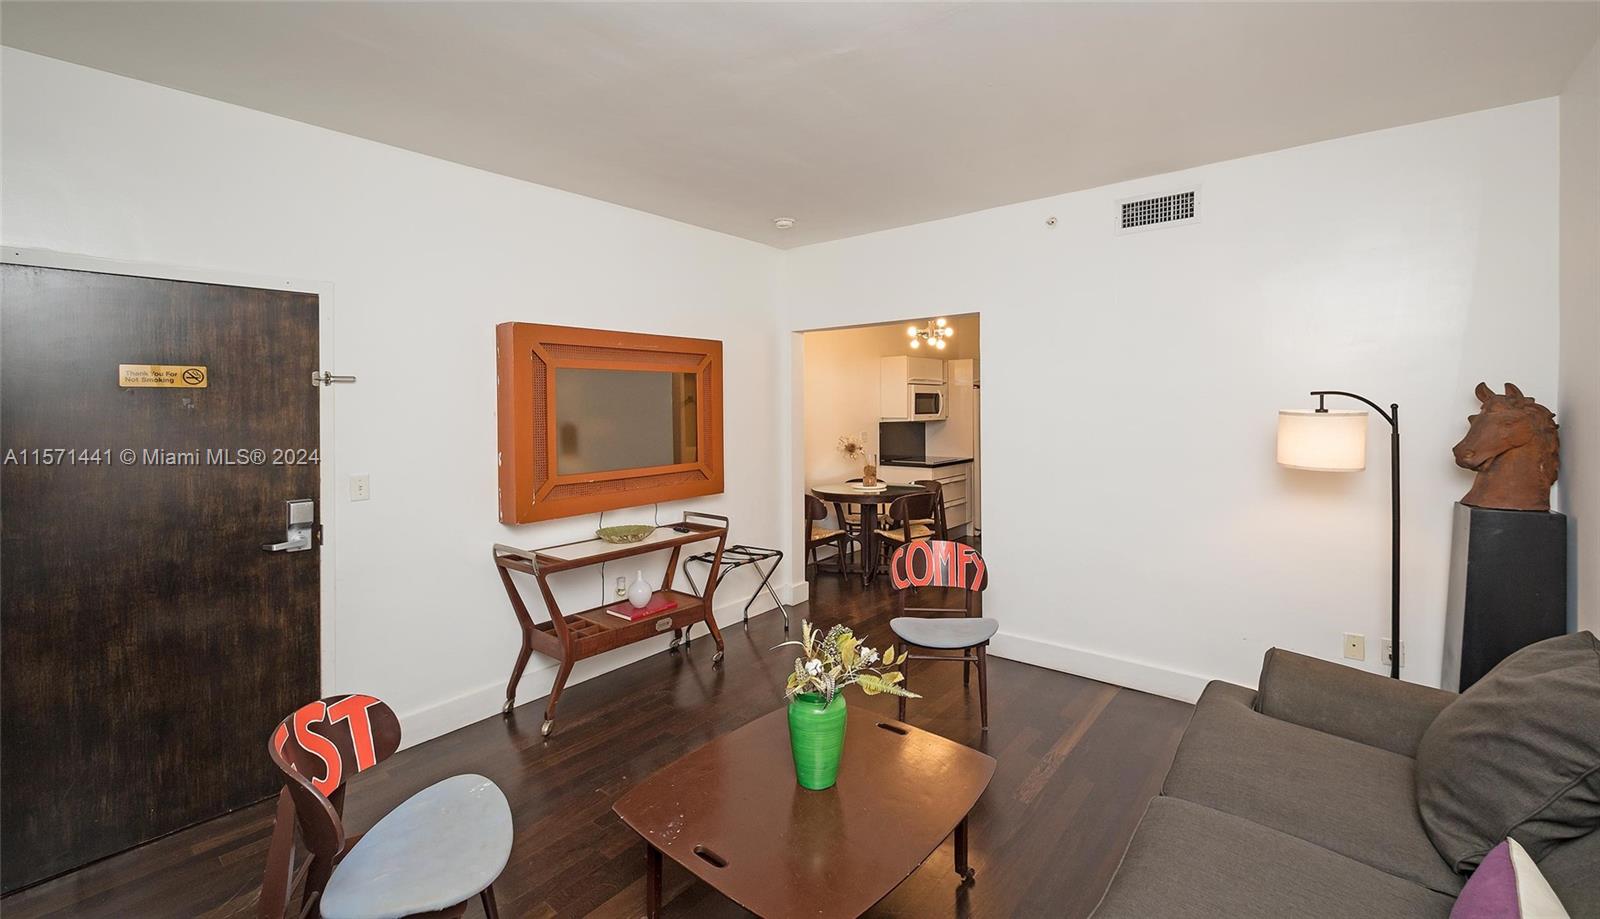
[596,525,656,544]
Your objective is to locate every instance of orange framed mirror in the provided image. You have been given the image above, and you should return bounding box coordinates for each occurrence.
[496,323,724,523]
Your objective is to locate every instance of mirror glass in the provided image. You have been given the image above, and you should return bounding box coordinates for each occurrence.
[554,368,698,475]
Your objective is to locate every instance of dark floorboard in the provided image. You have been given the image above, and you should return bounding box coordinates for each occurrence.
[2,573,1193,919]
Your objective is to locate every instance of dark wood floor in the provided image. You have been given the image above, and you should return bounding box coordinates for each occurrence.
[2,573,1192,919]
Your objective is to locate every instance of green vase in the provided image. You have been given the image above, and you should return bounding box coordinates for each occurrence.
[788,691,848,790]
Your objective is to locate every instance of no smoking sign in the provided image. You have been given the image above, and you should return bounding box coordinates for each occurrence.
[118,364,208,389]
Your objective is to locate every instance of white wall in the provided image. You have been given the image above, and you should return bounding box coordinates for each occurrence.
[1560,40,1600,635]
[0,49,784,744]
[785,100,1562,697]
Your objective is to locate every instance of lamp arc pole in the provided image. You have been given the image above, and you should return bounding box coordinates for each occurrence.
[1310,390,1401,679]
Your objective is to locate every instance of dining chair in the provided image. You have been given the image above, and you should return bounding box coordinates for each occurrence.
[888,540,996,730]
[804,494,852,581]
[260,693,512,919]
[873,492,939,573]
[836,505,863,559]
[835,480,867,550]
[912,479,949,540]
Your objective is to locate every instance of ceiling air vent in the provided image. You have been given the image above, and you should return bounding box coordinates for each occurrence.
[1119,189,1198,232]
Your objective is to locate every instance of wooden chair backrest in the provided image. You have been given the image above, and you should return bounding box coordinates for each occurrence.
[890,539,987,592]
[804,493,828,524]
[889,540,987,617]
[260,694,402,918]
[883,493,938,536]
[913,480,948,536]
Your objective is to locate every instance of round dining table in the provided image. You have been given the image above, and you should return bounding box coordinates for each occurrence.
[809,482,926,585]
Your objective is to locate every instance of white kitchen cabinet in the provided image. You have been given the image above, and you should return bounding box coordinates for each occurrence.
[880,356,947,420]
[880,355,945,384]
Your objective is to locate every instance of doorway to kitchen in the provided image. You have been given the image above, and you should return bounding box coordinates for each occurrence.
[795,314,981,594]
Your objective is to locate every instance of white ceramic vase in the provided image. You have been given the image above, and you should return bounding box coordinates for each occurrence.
[627,570,653,608]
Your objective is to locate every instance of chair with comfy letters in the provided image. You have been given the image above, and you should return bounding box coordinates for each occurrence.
[888,539,996,730]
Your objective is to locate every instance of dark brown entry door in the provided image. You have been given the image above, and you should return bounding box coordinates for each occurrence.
[1,264,322,892]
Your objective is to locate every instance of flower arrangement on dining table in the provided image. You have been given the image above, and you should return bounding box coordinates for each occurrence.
[836,432,869,462]
[779,621,918,703]
[837,432,878,487]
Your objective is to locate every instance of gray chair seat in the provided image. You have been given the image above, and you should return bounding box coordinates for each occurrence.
[890,616,998,649]
[320,774,512,919]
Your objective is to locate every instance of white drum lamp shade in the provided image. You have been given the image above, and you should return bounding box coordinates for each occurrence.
[1277,410,1367,471]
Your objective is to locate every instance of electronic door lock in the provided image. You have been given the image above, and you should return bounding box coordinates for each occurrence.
[263,498,316,552]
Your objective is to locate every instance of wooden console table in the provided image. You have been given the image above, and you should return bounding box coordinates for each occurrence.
[492,516,729,737]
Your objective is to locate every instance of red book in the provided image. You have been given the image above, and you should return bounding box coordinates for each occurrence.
[606,593,678,622]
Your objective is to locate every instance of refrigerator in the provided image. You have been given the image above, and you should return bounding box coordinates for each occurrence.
[928,358,980,536]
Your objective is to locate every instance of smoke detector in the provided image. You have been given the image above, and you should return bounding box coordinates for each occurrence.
[772,217,796,230]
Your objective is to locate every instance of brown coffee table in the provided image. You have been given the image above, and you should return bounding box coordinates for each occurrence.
[613,705,996,918]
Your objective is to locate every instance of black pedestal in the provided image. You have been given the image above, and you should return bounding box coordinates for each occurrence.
[1442,503,1568,692]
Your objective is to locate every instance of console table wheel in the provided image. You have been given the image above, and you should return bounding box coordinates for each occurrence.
[540,719,555,738]
[712,650,725,666]
[668,636,681,653]
[501,698,514,716]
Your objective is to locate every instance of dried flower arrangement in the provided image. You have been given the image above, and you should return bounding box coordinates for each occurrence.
[777,621,918,703]
[837,432,869,461]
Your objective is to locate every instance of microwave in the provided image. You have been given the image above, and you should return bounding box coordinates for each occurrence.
[906,383,947,421]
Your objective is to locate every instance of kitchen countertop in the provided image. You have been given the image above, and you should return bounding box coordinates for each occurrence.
[879,455,973,469]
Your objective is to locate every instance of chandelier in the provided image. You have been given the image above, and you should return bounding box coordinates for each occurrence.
[907,318,953,350]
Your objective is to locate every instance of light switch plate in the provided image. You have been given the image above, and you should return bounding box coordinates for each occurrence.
[1343,633,1366,661]
[349,474,371,502]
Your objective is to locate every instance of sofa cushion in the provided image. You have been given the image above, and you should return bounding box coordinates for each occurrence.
[1256,647,1455,757]
[1090,797,1456,919]
[1416,631,1600,872]
[1163,680,1463,895]
[1532,826,1599,918]
[1448,838,1570,919]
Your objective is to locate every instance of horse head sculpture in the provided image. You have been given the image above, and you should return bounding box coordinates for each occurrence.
[1452,382,1559,511]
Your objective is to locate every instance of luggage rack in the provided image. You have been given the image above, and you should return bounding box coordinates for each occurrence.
[678,514,788,646]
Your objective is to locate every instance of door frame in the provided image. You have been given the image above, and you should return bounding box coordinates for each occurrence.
[786,314,982,598]
[2,246,339,690]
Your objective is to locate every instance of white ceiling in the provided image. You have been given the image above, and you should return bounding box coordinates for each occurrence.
[3,2,1596,248]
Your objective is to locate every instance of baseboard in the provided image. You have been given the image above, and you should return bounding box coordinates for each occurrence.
[785,579,809,605]
[988,630,1210,703]
[397,586,795,747]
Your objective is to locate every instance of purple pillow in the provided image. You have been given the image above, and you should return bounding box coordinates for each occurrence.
[1450,839,1570,919]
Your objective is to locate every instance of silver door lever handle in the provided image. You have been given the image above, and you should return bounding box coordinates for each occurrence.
[263,531,313,552]
[263,498,316,552]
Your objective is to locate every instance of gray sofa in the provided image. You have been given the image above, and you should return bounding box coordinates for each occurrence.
[1093,636,1600,918]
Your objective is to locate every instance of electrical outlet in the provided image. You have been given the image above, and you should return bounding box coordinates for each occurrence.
[1382,639,1406,668]
[1343,633,1366,661]
[349,474,370,502]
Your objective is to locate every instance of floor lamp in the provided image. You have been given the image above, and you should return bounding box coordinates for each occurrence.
[1277,391,1402,679]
